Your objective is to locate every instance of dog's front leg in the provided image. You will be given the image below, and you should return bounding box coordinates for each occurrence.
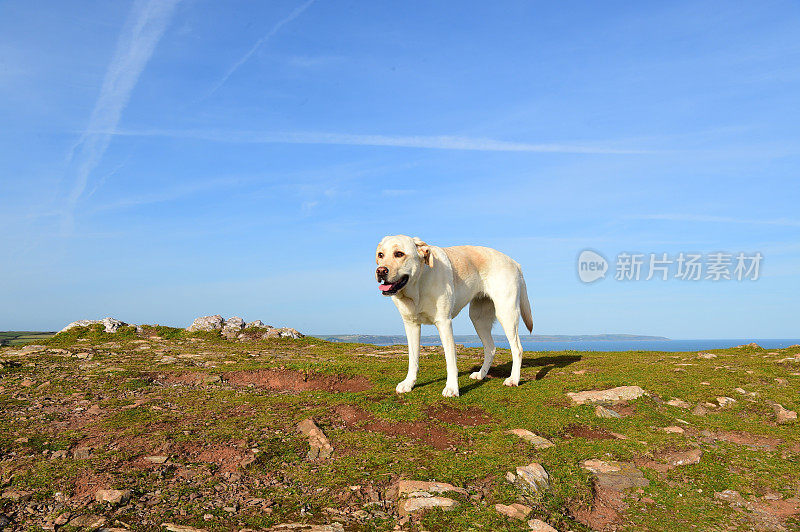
[435,318,460,397]
[396,320,420,393]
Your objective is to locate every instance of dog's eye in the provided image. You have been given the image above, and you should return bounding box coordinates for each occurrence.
[394,251,405,258]
[377,252,384,259]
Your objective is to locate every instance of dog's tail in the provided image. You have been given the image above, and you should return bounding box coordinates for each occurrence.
[519,275,534,333]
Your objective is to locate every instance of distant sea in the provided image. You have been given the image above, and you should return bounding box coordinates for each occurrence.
[458,339,800,352]
[314,334,800,352]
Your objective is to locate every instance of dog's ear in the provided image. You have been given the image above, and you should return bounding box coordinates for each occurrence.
[413,237,433,267]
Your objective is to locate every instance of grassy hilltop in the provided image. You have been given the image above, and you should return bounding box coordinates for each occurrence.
[0,325,798,531]
[0,332,55,347]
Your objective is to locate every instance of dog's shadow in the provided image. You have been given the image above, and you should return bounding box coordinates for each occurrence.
[414,353,582,395]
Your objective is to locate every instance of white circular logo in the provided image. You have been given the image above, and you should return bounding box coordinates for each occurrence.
[577,250,608,283]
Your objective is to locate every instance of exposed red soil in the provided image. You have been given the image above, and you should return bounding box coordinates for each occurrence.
[569,483,627,531]
[425,404,496,426]
[180,440,250,473]
[709,430,782,450]
[562,424,616,440]
[72,471,112,501]
[334,404,458,450]
[224,369,372,393]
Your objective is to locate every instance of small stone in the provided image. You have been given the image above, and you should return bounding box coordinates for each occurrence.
[14,437,29,443]
[1,489,32,502]
[297,418,333,460]
[581,459,649,490]
[162,524,207,532]
[505,471,516,483]
[567,385,647,405]
[399,496,456,515]
[595,405,621,418]
[144,455,169,464]
[528,519,559,532]
[660,426,685,434]
[94,488,132,505]
[67,515,107,529]
[697,352,717,359]
[395,480,468,497]
[50,449,68,460]
[495,503,531,520]
[717,397,736,408]
[775,377,788,385]
[507,429,554,449]
[666,399,691,409]
[664,448,702,466]
[72,445,93,459]
[515,463,549,492]
[714,490,744,504]
[772,403,797,424]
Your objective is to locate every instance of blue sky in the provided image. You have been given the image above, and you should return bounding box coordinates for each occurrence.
[1,0,799,338]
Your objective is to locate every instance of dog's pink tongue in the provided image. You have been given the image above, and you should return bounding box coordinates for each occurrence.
[379,283,393,291]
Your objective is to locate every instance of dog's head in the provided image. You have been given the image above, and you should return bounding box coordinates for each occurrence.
[375,235,432,296]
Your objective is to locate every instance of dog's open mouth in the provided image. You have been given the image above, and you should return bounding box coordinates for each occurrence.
[378,275,409,296]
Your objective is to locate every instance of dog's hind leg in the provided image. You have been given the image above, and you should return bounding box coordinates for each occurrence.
[469,297,496,380]
[495,301,524,387]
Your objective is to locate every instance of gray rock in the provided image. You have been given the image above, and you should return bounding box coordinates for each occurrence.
[225,316,245,329]
[567,385,647,405]
[666,398,691,409]
[772,403,797,424]
[187,315,224,332]
[399,496,457,515]
[162,524,208,532]
[716,396,736,408]
[297,418,333,460]
[246,320,267,328]
[395,480,468,497]
[94,489,132,505]
[514,463,549,492]
[595,405,621,418]
[580,459,649,490]
[507,429,554,449]
[67,514,107,529]
[60,317,127,334]
[495,503,531,520]
[664,449,702,466]
[528,519,558,532]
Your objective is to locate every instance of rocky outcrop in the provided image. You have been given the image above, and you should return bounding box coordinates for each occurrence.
[187,315,303,339]
[59,317,127,334]
[187,315,225,332]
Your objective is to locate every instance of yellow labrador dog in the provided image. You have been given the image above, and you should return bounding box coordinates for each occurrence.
[375,235,533,397]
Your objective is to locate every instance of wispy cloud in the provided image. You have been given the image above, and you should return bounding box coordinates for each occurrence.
[64,0,181,232]
[630,214,800,227]
[203,0,315,99]
[102,128,653,154]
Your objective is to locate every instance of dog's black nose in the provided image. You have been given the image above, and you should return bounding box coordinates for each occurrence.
[376,266,388,279]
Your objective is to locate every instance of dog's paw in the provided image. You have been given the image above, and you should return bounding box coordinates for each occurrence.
[469,370,486,380]
[441,385,460,397]
[503,377,520,387]
[395,380,415,394]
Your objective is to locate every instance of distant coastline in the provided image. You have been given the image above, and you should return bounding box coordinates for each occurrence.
[312,333,670,345]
